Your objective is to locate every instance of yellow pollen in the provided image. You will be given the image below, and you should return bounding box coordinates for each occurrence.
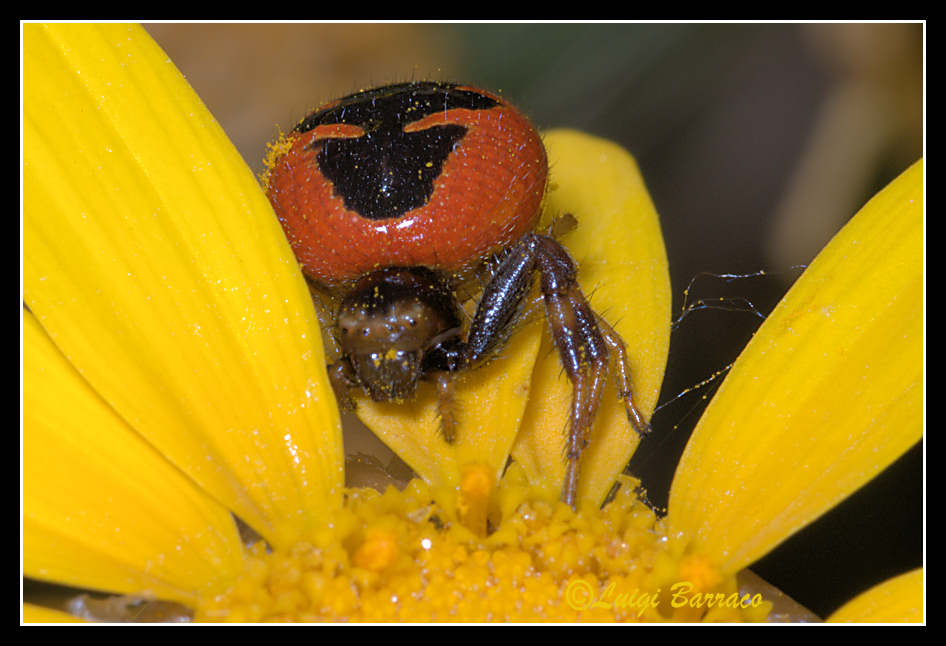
[457,463,494,537]
[195,474,769,622]
[678,554,723,592]
[259,128,294,185]
[353,528,399,572]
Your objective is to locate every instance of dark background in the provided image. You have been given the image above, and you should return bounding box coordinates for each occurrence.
[144,22,924,620]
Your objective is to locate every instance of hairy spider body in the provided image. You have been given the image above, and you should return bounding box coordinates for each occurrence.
[264,81,649,506]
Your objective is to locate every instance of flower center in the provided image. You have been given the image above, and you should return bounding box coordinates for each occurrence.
[195,474,770,622]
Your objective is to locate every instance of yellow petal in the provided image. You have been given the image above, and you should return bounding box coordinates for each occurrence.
[827,569,923,623]
[22,603,87,624]
[667,160,923,574]
[512,129,672,506]
[24,310,244,604]
[23,24,343,548]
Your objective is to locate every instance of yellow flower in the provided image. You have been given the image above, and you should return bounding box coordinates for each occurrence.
[23,24,922,623]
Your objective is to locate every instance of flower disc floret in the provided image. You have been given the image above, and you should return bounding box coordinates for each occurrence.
[196,474,769,622]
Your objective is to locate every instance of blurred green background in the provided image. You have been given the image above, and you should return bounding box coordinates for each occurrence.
[144,22,923,620]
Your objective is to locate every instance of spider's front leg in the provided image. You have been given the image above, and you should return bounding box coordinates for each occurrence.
[533,234,652,506]
[429,231,649,507]
[529,233,615,508]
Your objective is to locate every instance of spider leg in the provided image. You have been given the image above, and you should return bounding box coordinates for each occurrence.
[535,241,611,508]
[327,359,358,412]
[558,343,609,508]
[594,314,651,436]
[433,371,458,443]
[424,231,647,508]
